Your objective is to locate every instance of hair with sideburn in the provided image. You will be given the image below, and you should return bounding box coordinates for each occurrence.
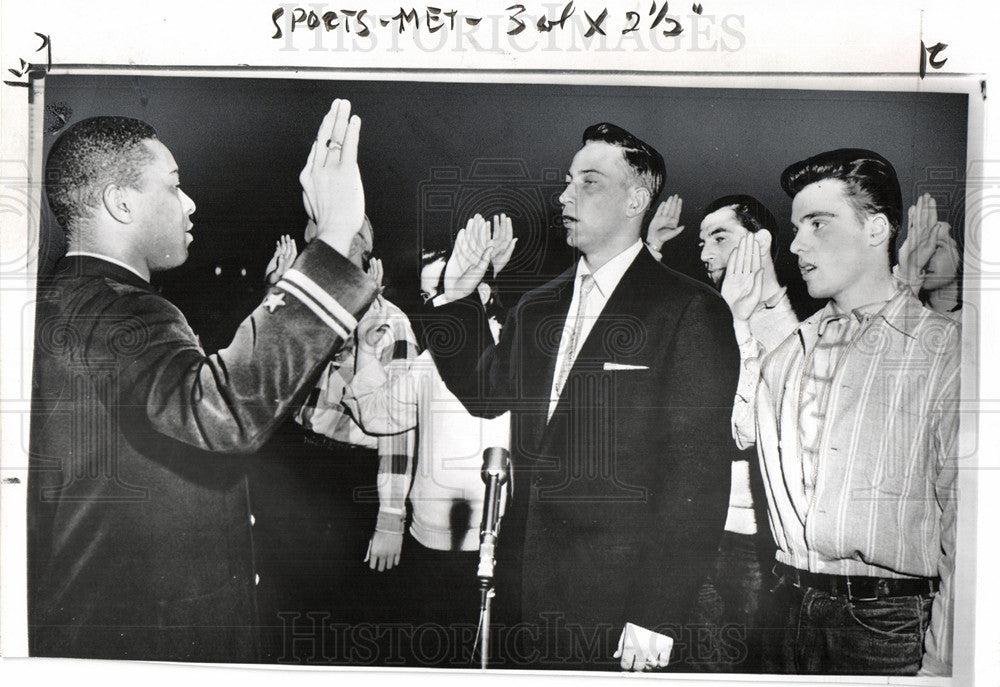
[704,194,780,259]
[45,116,159,239]
[780,148,902,266]
[582,123,665,209]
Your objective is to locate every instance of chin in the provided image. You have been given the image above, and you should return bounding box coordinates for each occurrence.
[805,282,836,301]
[163,249,190,271]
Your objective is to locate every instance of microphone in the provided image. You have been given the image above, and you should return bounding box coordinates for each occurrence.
[478,447,510,580]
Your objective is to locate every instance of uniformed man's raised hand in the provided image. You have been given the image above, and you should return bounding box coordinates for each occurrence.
[299,99,365,257]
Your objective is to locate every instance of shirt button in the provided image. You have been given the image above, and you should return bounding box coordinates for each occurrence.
[250,513,256,526]
[255,573,260,586]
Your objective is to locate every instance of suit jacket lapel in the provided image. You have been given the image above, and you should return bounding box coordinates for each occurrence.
[513,269,574,453]
[573,250,651,365]
[542,250,652,438]
[527,269,575,398]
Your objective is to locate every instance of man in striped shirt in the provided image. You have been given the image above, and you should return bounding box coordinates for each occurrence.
[751,149,959,676]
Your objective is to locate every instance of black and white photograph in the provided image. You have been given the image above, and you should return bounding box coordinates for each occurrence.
[1,2,995,686]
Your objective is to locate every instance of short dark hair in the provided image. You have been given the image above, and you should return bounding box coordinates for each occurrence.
[45,116,158,238]
[780,148,902,265]
[704,194,779,258]
[420,248,449,295]
[582,123,665,205]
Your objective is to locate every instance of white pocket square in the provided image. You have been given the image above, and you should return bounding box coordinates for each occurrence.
[603,362,649,371]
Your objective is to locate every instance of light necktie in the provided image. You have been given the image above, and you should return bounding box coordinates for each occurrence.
[552,273,595,402]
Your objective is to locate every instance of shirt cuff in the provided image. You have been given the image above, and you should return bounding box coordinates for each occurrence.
[347,360,390,398]
[376,509,405,535]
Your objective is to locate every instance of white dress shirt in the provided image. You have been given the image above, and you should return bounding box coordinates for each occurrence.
[65,251,148,282]
[547,240,644,418]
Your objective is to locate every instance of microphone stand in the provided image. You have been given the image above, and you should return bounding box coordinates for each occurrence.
[478,579,495,670]
[476,447,509,670]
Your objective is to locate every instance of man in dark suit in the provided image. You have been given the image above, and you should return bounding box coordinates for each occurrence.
[28,100,376,662]
[424,123,740,671]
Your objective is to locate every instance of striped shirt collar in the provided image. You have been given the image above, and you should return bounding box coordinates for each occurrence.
[798,286,917,352]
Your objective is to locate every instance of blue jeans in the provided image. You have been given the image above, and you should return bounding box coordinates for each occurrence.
[762,574,933,675]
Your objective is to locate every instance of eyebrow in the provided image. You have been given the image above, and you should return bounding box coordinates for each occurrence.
[797,211,835,223]
[568,168,607,178]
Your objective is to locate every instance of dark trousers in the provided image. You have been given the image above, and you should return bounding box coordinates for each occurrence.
[762,574,932,675]
[369,533,482,668]
[250,422,382,664]
[690,530,768,672]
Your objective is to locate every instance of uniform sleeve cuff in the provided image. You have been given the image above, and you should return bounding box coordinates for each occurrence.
[275,239,377,339]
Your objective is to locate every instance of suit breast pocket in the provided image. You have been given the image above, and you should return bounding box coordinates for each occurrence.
[602,362,650,371]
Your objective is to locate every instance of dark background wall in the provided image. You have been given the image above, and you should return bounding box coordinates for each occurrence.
[40,75,969,347]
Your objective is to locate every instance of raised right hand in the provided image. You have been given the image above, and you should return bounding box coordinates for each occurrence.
[443,215,493,302]
[721,231,765,323]
[299,99,365,257]
[645,194,684,260]
[264,234,298,285]
[490,213,518,277]
[896,193,939,290]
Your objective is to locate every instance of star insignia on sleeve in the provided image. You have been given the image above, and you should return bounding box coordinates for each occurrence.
[263,291,287,313]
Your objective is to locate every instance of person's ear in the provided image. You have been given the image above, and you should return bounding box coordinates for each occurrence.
[867,213,892,248]
[102,184,134,224]
[626,186,651,219]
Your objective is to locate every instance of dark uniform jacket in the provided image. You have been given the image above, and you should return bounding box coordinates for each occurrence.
[28,241,375,662]
[426,247,740,670]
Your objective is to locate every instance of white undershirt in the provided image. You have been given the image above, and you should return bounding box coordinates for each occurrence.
[65,251,148,282]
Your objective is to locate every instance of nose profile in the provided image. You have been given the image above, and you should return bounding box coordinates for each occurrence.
[790,230,804,255]
[558,182,572,208]
[181,189,196,215]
